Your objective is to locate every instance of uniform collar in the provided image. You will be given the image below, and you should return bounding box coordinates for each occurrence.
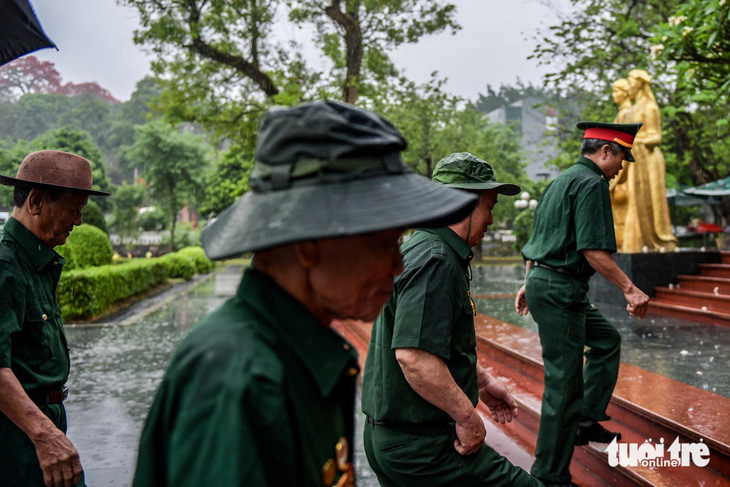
[237,268,359,397]
[2,217,63,271]
[422,227,474,263]
[576,156,606,179]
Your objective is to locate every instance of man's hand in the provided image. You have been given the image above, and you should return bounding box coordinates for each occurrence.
[35,428,83,487]
[581,249,650,319]
[515,284,529,316]
[453,409,486,456]
[395,348,485,456]
[624,284,650,319]
[478,367,518,424]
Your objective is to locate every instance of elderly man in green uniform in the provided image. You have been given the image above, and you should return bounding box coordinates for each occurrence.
[515,122,651,487]
[0,150,109,487]
[131,101,477,487]
[361,152,542,486]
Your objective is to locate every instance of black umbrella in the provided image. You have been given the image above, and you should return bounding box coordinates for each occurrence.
[0,0,56,66]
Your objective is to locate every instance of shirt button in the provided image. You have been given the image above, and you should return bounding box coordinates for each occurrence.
[342,343,350,351]
[347,368,358,377]
[42,313,48,320]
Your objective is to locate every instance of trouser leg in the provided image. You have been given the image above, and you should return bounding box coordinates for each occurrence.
[581,303,621,421]
[364,421,541,486]
[526,271,587,484]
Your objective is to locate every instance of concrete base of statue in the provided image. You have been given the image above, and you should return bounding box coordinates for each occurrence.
[587,250,723,305]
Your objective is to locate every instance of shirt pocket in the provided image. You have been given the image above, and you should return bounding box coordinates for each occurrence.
[24,302,60,361]
[453,293,477,351]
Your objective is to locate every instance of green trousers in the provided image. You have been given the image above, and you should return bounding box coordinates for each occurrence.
[525,266,621,484]
[363,420,541,486]
[0,403,86,487]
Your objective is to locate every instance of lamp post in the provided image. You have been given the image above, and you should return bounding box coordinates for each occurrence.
[514,191,537,210]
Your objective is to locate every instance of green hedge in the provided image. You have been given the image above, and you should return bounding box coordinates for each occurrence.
[58,259,169,320]
[57,246,214,320]
[175,246,215,274]
[56,224,113,270]
[159,252,196,280]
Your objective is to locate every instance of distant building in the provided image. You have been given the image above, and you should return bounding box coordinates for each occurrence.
[486,96,560,181]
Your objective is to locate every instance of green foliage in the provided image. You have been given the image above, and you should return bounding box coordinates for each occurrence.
[199,139,255,216]
[56,224,113,271]
[138,207,166,231]
[0,139,34,209]
[128,121,206,251]
[159,252,196,280]
[109,183,146,242]
[651,0,730,99]
[57,258,169,319]
[160,221,202,252]
[175,246,214,274]
[81,200,108,234]
[288,0,458,102]
[533,0,730,222]
[368,74,530,226]
[513,208,535,253]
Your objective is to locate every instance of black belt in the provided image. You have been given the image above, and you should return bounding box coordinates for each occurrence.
[28,387,68,406]
[532,261,588,283]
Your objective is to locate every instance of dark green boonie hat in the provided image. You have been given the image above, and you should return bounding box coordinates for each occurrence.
[432,152,521,195]
[576,121,643,162]
[201,101,478,260]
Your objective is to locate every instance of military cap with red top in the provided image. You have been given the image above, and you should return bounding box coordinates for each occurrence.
[576,121,643,162]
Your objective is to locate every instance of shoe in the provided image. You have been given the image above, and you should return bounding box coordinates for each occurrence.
[575,420,622,445]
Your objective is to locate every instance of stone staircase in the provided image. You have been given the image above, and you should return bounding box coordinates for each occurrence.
[333,316,730,487]
[649,251,730,326]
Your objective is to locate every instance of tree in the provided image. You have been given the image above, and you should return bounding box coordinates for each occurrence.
[0,56,62,102]
[0,139,34,209]
[105,77,161,183]
[287,0,459,103]
[59,82,120,104]
[370,74,528,228]
[128,121,206,252]
[532,0,730,223]
[652,0,730,99]
[109,183,146,246]
[199,139,256,217]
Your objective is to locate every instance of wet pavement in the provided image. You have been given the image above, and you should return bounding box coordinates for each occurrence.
[63,264,730,486]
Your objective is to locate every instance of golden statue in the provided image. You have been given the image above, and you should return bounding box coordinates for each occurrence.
[609,70,678,252]
[608,79,632,249]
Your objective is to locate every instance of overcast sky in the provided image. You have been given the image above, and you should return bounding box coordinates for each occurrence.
[29,0,571,102]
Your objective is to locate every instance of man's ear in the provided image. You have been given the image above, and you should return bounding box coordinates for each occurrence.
[294,240,321,269]
[27,189,46,216]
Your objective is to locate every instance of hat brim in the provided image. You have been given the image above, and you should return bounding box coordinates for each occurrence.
[201,173,478,260]
[439,181,521,196]
[0,175,110,196]
[624,148,635,163]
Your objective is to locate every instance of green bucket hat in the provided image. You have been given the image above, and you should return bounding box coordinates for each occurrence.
[432,152,521,195]
[201,101,478,260]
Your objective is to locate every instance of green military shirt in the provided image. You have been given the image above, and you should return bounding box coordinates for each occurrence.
[133,268,360,487]
[521,156,617,279]
[362,227,478,425]
[0,216,74,485]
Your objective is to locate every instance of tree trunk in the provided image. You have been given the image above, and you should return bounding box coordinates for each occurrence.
[325,1,362,104]
[169,217,176,254]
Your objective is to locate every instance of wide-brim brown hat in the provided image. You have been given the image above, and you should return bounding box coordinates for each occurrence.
[201,101,478,260]
[0,150,110,196]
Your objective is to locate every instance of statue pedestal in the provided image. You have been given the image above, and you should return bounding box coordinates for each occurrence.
[587,251,722,306]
